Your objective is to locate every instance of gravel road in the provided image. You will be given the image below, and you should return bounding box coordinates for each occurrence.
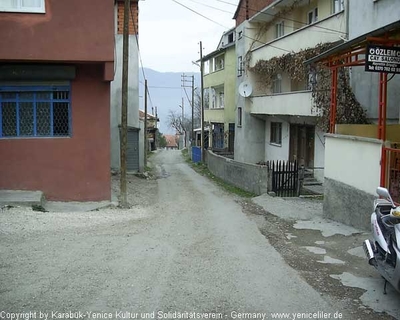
[1,150,348,318]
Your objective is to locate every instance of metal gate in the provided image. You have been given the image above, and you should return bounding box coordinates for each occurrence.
[270,160,299,197]
[127,128,139,172]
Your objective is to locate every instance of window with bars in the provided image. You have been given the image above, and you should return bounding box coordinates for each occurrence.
[0,86,71,138]
[0,0,45,13]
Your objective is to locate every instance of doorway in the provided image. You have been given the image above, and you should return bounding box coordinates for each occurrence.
[289,124,315,168]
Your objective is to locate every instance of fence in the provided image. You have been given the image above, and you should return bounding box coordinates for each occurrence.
[269,160,299,197]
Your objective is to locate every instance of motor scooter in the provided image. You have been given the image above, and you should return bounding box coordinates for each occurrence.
[363,187,400,294]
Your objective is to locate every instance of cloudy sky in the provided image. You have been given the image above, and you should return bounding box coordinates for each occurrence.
[139,0,238,73]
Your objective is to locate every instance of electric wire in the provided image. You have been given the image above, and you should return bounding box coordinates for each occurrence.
[213,0,348,35]
[185,0,234,14]
[171,0,292,53]
[130,5,154,110]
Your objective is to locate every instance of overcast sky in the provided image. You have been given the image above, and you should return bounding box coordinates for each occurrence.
[139,0,238,73]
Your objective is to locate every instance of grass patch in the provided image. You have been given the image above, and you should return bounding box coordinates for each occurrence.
[181,149,255,198]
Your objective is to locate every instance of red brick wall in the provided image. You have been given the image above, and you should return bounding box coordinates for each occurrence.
[236,0,276,26]
[0,64,111,201]
[0,0,114,63]
[117,1,139,35]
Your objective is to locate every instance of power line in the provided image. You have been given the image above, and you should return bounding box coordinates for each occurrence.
[171,0,291,53]
[130,5,154,110]
[214,0,347,35]
[171,0,227,28]
[185,0,234,14]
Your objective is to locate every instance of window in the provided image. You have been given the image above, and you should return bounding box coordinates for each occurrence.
[272,74,282,94]
[219,92,224,108]
[270,122,282,145]
[203,88,210,109]
[237,107,242,127]
[0,0,45,13]
[332,0,344,13]
[204,60,210,75]
[238,31,243,39]
[238,56,244,77]
[0,86,71,138]
[308,7,318,24]
[214,55,224,71]
[275,21,285,38]
[228,32,235,44]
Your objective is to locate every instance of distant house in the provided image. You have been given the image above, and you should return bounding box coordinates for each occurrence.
[139,110,159,151]
[0,0,114,201]
[164,135,179,150]
[201,28,236,153]
[110,0,143,172]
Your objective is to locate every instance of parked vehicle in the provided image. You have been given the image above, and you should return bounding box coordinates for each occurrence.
[363,187,400,293]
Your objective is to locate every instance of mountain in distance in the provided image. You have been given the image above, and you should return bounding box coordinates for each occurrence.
[139,68,200,135]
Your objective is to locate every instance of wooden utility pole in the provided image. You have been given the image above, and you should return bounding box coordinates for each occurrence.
[200,41,205,162]
[120,0,130,208]
[191,75,194,146]
[144,79,148,167]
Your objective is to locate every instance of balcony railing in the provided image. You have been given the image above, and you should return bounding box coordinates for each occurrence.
[251,91,315,116]
[250,12,346,66]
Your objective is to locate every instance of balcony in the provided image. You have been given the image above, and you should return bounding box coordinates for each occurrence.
[250,12,346,66]
[251,91,315,116]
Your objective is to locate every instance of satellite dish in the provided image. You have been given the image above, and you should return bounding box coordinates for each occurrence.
[238,81,253,98]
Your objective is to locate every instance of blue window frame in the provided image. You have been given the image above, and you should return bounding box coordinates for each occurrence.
[0,86,71,138]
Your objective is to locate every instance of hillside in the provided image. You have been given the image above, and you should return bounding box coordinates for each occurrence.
[139,68,200,134]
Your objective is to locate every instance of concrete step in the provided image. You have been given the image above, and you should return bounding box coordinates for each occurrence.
[0,190,45,208]
[302,184,324,195]
[303,180,323,186]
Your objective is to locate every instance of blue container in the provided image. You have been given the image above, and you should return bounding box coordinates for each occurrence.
[192,147,201,163]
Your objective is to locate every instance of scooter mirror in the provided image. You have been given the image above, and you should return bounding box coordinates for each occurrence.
[377,187,390,198]
[376,187,395,207]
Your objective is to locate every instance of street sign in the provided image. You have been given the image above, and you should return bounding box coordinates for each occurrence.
[365,44,400,74]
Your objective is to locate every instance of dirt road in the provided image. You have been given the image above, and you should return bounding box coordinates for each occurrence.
[0,150,392,319]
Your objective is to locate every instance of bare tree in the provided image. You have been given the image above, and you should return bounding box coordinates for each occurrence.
[167,110,191,135]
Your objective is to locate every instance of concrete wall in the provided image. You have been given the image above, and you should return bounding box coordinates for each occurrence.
[349,0,399,39]
[325,134,382,195]
[0,0,114,64]
[323,134,383,229]
[250,11,345,64]
[234,21,266,164]
[110,34,140,170]
[0,64,111,201]
[350,68,400,122]
[349,0,400,122]
[251,91,314,116]
[324,178,375,230]
[265,118,290,162]
[207,151,268,195]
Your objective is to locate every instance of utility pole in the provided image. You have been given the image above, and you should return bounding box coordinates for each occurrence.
[200,41,205,162]
[120,0,130,208]
[144,79,148,168]
[181,73,195,146]
[191,75,194,146]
